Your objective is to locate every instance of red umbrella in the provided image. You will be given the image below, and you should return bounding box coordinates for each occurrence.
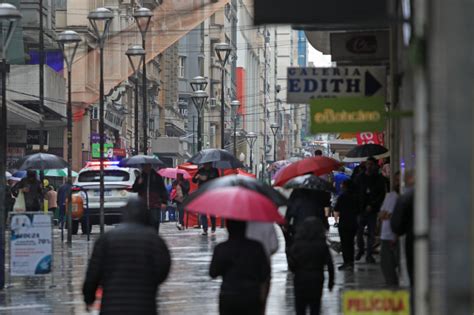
[158,168,192,179]
[273,156,342,187]
[183,186,285,224]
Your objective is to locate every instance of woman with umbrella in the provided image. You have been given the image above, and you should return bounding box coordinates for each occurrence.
[192,162,220,235]
[11,170,43,212]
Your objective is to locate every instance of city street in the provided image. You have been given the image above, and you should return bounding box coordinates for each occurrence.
[0,221,388,315]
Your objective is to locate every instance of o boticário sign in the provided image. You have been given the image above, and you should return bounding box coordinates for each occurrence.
[342,290,410,315]
[287,66,386,103]
[310,97,385,133]
[10,213,53,276]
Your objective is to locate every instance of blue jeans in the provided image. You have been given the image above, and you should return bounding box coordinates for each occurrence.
[150,208,161,233]
[201,215,216,232]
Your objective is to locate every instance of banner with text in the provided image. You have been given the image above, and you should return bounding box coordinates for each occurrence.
[342,290,410,315]
[357,132,385,145]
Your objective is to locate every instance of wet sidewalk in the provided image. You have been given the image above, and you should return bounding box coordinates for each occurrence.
[0,222,389,314]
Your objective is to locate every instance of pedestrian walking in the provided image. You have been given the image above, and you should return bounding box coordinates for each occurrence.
[355,157,386,264]
[334,179,360,271]
[173,173,190,230]
[379,171,401,286]
[132,163,168,233]
[45,185,58,222]
[11,170,43,212]
[332,167,350,228]
[192,162,220,235]
[210,220,271,315]
[83,196,171,315]
[288,217,335,315]
[57,181,71,229]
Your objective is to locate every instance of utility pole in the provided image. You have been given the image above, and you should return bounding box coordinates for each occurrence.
[38,0,45,183]
[262,26,268,181]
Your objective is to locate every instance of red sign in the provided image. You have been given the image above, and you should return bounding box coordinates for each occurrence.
[113,148,127,157]
[357,132,384,145]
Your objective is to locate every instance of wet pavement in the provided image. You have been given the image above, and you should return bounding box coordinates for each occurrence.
[0,221,392,314]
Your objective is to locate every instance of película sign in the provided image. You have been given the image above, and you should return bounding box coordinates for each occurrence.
[287,66,386,104]
[342,290,410,315]
[10,213,53,276]
[310,97,386,133]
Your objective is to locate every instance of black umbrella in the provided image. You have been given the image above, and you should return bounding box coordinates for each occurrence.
[184,175,287,207]
[120,155,164,167]
[283,174,334,192]
[15,153,69,170]
[343,144,389,162]
[188,149,243,169]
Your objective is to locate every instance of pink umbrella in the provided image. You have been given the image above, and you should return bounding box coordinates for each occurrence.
[158,168,191,179]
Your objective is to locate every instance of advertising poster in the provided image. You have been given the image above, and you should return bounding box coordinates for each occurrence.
[342,290,410,315]
[10,213,53,276]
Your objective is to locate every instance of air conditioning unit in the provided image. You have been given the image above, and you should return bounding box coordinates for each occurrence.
[209,98,217,108]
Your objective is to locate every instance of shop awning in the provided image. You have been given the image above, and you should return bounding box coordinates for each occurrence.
[71,0,230,107]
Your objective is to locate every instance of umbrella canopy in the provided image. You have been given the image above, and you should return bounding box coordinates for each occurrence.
[158,168,191,179]
[41,168,79,178]
[234,168,256,178]
[343,144,389,162]
[273,156,341,187]
[283,174,334,192]
[120,155,164,167]
[15,153,69,171]
[183,186,285,224]
[188,149,243,169]
[186,175,287,207]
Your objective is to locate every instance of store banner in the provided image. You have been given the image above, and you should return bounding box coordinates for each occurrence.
[310,97,386,133]
[91,143,114,159]
[342,290,410,315]
[10,213,53,276]
[357,132,385,145]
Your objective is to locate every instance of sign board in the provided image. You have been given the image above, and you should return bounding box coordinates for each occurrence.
[113,148,127,157]
[342,290,410,315]
[310,97,385,133]
[357,132,385,146]
[330,31,390,63]
[26,130,49,146]
[10,213,53,276]
[91,143,114,159]
[287,66,386,104]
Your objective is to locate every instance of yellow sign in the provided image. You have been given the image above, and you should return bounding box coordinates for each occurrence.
[342,290,410,315]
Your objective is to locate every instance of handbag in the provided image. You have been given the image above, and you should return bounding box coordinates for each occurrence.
[13,191,26,212]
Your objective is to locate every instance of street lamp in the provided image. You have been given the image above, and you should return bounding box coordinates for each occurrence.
[245,132,257,174]
[57,30,81,244]
[133,7,153,155]
[190,76,208,92]
[191,90,208,152]
[214,42,232,149]
[270,123,280,162]
[88,7,114,235]
[126,45,145,156]
[0,2,21,289]
[231,100,240,156]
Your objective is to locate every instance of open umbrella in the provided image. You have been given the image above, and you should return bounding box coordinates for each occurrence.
[183,186,285,224]
[40,168,79,177]
[188,149,243,169]
[343,144,389,162]
[15,153,69,170]
[158,168,191,179]
[283,174,334,192]
[273,156,341,187]
[120,155,164,167]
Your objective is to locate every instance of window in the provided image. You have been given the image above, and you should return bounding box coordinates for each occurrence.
[78,170,130,183]
[178,56,186,78]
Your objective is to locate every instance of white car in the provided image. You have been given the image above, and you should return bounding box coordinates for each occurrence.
[73,161,139,230]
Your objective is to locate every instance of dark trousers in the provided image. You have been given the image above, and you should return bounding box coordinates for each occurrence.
[380,240,399,286]
[338,223,357,265]
[294,287,323,315]
[201,215,216,232]
[150,208,161,234]
[176,202,185,226]
[357,212,377,257]
[219,293,261,315]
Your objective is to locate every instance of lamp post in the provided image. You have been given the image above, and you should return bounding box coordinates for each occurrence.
[57,30,81,244]
[270,123,280,162]
[0,3,21,288]
[231,100,240,156]
[191,90,208,152]
[126,45,145,156]
[245,132,257,174]
[214,43,232,150]
[88,7,114,235]
[133,7,153,154]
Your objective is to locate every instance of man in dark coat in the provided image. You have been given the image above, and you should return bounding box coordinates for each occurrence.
[11,170,43,212]
[355,157,386,263]
[132,164,168,233]
[83,196,171,315]
[192,162,220,235]
[210,220,270,315]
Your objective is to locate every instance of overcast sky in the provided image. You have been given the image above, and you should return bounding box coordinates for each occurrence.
[307,44,332,67]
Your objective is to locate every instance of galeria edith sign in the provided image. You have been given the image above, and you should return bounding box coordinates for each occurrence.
[342,290,410,315]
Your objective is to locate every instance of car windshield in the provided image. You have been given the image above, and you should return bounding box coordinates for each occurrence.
[78,170,130,182]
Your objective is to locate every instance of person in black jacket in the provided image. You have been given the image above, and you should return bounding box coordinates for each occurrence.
[355,157,386,264]
[11,170,43,212]
[83,196,171,315]
[288,217,335,315]
[173,173,190,230]
[192,162,220,235]
[210,220,270,315]
[334,179,361,271]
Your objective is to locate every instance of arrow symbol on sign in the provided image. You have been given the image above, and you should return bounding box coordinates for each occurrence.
[365,71,383,96]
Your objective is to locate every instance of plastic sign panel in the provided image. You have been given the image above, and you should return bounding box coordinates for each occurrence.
[310,97,385,133]
[287,66,386,104]
[91,143,114,159]
[342,290,410,315]
[10,213,53,276]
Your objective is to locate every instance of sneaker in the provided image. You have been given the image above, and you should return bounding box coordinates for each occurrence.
[366,255,376,264]
[211,228,216,235]
[201,231,208,236]
[338,264,354,271]
[355,251,364,261]
[176,223,183,231]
